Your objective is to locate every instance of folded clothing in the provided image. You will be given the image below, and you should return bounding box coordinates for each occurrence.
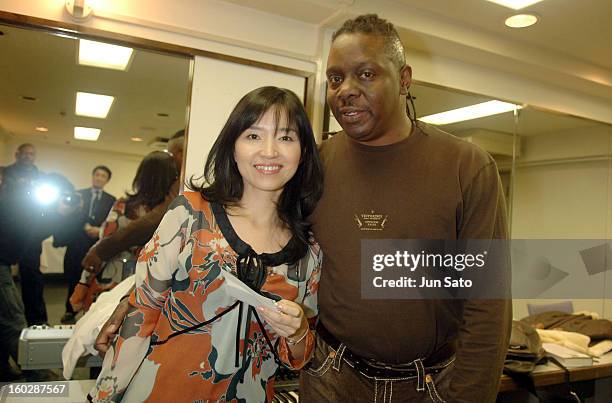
[523,310,612,341]
[536,328,612,357]
[61,275,135,380]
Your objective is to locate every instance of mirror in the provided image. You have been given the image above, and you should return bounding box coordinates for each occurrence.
[0,23,192,197]
[327,80,612,322]
[512,107,612,318]
[0,23,191,335]
[410,83,612,322]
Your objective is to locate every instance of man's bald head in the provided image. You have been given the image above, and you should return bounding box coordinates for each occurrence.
[15,143,36,165]
[167,129,185,169]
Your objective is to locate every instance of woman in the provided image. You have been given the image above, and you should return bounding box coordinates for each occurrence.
[89,87,323,402]
[70,151,178,312]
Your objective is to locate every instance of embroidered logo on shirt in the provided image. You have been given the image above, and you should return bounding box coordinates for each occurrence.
[354,210,388,231]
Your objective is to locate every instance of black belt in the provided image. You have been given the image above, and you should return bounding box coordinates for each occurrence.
[315,322,454,379]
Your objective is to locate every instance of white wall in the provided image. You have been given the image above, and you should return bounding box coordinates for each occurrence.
[1,136,141,198]
[185,56,306,181]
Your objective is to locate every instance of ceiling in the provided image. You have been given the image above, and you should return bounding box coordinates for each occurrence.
[395,0,612,71]
[224,0,612,101]
[0,3,608,160]
[0,23,191,156]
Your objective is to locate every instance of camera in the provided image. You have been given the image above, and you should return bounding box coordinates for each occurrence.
[31,176,80,208]
[33,180,81,207]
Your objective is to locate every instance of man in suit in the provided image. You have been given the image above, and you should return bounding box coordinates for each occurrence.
[58,165,115,324]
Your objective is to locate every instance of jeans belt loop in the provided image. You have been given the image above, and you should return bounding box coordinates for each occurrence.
[415,358,425,392]
[333,344,346,371]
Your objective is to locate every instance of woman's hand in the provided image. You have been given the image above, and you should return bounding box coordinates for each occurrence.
[257,299,308,343]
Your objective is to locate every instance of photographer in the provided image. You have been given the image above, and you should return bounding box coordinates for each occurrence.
[1,143,47,326]
[0,169,78,380]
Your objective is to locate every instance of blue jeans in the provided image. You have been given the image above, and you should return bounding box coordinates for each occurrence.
[299,332,454,403]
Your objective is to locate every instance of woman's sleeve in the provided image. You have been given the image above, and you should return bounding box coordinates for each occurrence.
[88,196,189,402]
[99,200,124,240]
[277,241,323,370]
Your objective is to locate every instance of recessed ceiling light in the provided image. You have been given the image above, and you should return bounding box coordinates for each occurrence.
[78,39,134,71]
[505,14,539,28]
[157,113,169,117]
[485,0,545,10]
[130,137,144,142]
[419,100,522,125]
[76,91,114,118]
[74,126,101,141]
[21,96,37,101]
[35,127,49,132]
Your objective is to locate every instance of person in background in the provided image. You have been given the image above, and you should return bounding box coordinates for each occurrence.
[0,172,77,381]
[2,143,38,188]
[2,143,49,326]
[81,130,185,274]
[70,152,178,312]
[55,166,115,324]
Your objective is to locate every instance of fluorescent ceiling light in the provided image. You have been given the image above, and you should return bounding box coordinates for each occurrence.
[74,126,101,141]
[505,14,539,28]
[35,126,48,132]
[419,100,522,125]
[75,91,114,118]
[484,0,545,10]
[130,136,144,142]
[78,39,133,70]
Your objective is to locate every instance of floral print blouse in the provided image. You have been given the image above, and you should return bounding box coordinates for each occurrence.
[89,192,322,402]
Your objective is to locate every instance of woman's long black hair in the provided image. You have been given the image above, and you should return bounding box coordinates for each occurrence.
[189,86,324,261]
[126,151,178,215]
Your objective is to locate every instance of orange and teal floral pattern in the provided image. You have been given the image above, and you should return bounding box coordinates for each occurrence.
[89,192,321,402]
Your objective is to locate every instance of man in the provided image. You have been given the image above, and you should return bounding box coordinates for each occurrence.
[81,130,184,274]
[1,143,49,325]
[0,171,77,380]
[299,15,510,402]
[2,143,38,187]
[96,15,510,402]
[55,166,115,324]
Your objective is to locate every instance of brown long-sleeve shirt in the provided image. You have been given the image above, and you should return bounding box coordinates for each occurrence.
[310,123,511,403]
[93,180,180,261]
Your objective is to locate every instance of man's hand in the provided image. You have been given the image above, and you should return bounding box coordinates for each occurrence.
[82,248,103,274]
[85,225,100,239]
[95,298,130,357]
